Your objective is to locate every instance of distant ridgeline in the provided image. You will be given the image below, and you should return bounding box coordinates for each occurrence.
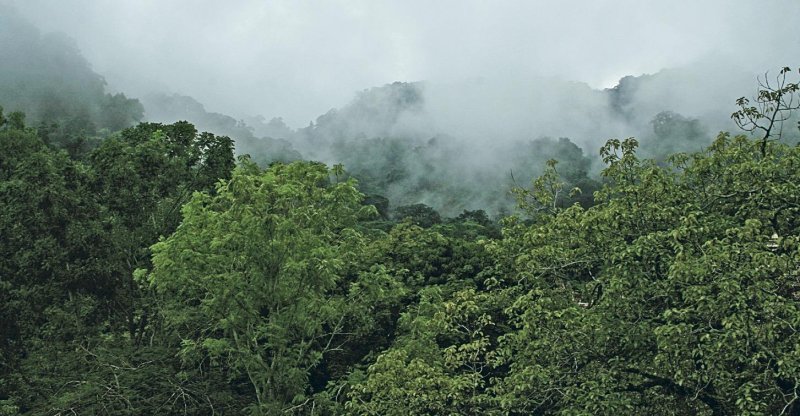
[4,95,800,415]
[6,5,800,413]
[2,3,798,219]
[0,5,144,156]
[137,83,603,217]
[139,67,800,217]
[140,80,725,217]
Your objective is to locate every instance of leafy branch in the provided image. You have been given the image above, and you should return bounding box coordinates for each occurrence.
[732,66,800,155]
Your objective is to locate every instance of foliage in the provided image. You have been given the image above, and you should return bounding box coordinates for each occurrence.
[6,62,800,415]
[393,203,442,228]
[344,132,800,415]
[0,118,237,414]
[0,125,112,368]
[732,67,800,153]
[346,287,505,415]
[642,110,710,159]
[89,121,235,342]
[148,161,374,414]
[489,134,800,414]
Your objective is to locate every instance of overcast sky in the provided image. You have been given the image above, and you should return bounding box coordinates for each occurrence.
[11,0,800,127]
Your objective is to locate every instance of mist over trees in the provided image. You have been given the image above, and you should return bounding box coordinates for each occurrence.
[134,73,744,217]
[0,5,143,156]
[3,3,800,415]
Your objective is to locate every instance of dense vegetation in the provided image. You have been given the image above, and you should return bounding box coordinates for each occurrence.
[4,7,800,414]
[3,64,800,414]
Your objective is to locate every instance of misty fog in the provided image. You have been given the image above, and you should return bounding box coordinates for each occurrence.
[6,3,800,413]
[3,0,799,214]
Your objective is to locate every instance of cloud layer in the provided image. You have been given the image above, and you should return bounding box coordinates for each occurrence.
[12,0,800,126]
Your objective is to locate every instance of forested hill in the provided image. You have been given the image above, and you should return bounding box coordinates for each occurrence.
[130,66,777,217]
[0,5,143,155]
[4,7,800,414]
[134,78,716,217]
[4,81,800,413]
[0,6,766,217]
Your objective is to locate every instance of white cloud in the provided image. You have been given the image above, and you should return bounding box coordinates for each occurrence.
[13,0,800,126]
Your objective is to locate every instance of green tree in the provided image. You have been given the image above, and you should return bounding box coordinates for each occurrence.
[0,119,115,412]
[99,92,144,133]
[732,66,800,154]
[148,161,374,414]
[393,203,442,228]
[7,111,25,130]
[643,110,709,159]
[347,287,505,415]
[489,135,800,414]
[89,121,234,342]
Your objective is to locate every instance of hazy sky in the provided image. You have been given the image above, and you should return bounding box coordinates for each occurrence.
[11,0,800,127]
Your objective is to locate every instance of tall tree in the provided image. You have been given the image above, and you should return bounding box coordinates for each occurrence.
[148,161,374,414]
[0,116,114,411]
[88,121,234,343]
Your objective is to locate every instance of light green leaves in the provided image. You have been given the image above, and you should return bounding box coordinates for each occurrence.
[149,161,367,414]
